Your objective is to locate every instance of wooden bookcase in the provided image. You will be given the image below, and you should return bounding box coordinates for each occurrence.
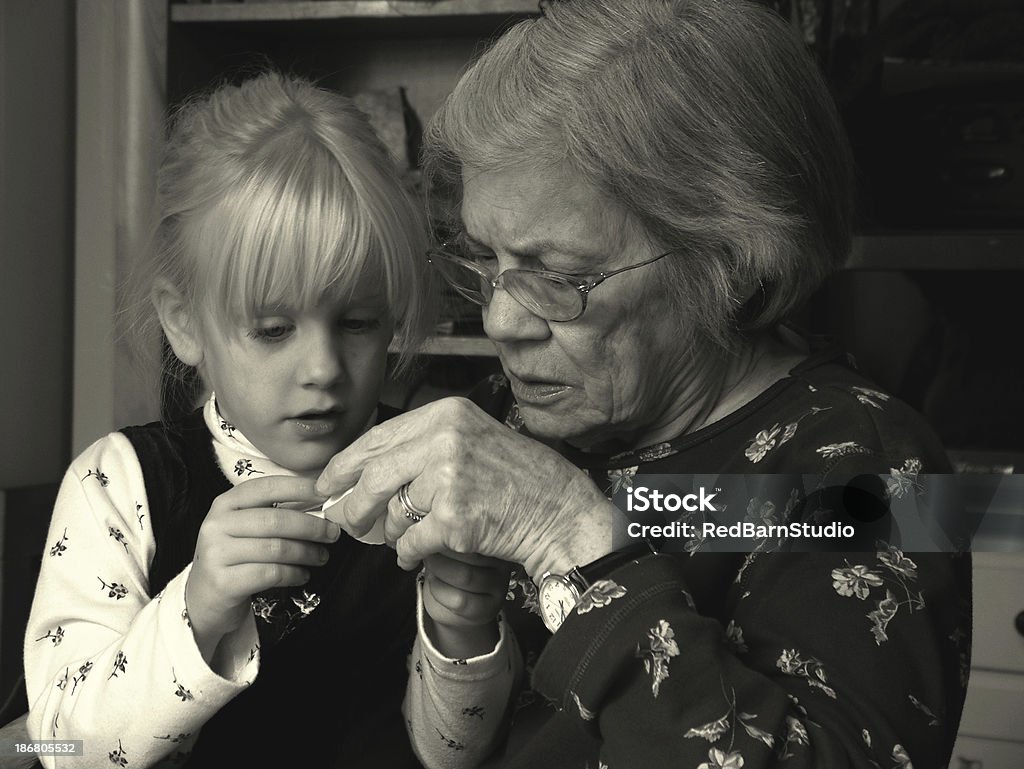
[75,1,1024,447]
[73,0,536,451]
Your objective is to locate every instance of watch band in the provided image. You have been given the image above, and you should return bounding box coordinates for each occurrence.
[538,541,657,634]
[574,541,656,588]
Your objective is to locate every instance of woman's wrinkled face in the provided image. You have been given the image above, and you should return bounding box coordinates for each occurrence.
[461,164,695,450]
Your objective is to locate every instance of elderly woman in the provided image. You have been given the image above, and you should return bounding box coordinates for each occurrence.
[318,1,971,768]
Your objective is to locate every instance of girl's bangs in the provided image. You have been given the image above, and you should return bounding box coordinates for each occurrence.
[191,147,389,329]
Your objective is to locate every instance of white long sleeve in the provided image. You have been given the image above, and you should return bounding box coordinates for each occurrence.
[403,579,522,769]
[23,432,260,769]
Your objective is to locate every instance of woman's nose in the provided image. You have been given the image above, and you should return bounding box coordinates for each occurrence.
[482,284,550,344]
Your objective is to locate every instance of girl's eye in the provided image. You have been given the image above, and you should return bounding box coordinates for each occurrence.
[247,323,293,343]
[339,317,382,333]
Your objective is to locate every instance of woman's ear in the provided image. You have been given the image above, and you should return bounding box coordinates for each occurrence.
[152,278,204,367]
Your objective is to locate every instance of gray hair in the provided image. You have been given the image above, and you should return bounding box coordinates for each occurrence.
[423,0,855,350]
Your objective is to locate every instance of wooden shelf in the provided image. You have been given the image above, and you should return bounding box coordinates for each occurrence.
[171,1,541,22]
[391,335,496,357]
[847,232,1024,270]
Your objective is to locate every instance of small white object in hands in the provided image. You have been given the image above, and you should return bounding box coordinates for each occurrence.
[316,487,387,546]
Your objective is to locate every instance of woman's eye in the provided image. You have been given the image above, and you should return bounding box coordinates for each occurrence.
[247,323,292,343]
[468,250,499,269]
[454,237,497,266]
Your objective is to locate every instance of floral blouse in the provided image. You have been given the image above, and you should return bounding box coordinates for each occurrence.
[23,394,469,769]
[420,344,971,769]
[24,396,264,768]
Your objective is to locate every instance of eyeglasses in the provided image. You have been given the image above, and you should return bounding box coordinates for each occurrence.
[427,236,673,322]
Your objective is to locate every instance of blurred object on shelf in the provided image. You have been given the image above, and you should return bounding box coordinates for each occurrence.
[352,86,419,174]
[382,344,501,411]
[755,0,874,87]
[873,0,1024,63]
[851,59,1024,228]
[755,0,824,49]
[808,268,1024,466]
[837,1,1024,228]
[948,450,1021,475]
[898,271,1024,454]
[437,283,484,336]
[196,1,461,3]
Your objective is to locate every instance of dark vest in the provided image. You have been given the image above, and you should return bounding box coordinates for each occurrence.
[122,408,422,769]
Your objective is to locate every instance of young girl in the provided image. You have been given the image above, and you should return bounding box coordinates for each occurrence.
[23,72,515,769]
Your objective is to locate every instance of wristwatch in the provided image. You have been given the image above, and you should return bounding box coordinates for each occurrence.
[537,543,651,633]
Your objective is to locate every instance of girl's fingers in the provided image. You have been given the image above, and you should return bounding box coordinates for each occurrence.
[220,474,326,510]
[198,535,330,574]
[423,553,506,594]
[215,506,341,544]
[227,537,330,568]
[227,562,312,596]
[422,573,497,627]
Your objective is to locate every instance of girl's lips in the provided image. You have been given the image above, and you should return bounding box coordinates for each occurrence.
[289,412,342,435]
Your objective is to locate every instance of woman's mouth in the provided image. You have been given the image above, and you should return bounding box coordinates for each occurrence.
[509,376,571,403]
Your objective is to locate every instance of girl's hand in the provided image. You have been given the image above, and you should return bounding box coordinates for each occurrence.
[421,552,512,659]
[185,475,338,662]
[315,397,631,582]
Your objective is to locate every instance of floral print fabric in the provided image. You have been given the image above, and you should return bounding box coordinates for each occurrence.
[23,394,421,769]
[447,345,970,769]
[23,424,259,768]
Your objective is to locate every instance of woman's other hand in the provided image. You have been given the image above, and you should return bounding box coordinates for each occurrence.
[315,397,630,581]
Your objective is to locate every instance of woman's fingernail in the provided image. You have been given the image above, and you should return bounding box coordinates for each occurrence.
[327,522,342,541]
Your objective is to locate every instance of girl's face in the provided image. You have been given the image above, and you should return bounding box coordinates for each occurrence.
[198,281,393,476]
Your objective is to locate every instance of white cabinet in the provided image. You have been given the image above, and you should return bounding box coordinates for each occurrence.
[951,553,1024,769]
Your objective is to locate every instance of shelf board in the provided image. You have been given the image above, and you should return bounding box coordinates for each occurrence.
[171,1,541,22]
[848,231,1024,270]
[391,334,496,357]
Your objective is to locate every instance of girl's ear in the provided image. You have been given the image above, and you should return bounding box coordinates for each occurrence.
[152,278,204,367]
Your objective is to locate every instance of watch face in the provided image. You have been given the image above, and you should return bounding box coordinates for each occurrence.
[539,575,579,632]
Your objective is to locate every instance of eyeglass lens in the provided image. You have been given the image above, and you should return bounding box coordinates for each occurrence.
[432,254,584,321]
[502,271,582,321]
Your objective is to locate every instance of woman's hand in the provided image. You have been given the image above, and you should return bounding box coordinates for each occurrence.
[421,552,512,659]
[185,476,338,664]
[314,397,630,581]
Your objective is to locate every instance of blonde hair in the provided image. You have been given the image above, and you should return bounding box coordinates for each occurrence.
[424,0,854,351]
[128,71,435,403]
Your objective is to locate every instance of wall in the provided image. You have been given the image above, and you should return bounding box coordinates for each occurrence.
[0,0,75,488]
[0,0,75,706]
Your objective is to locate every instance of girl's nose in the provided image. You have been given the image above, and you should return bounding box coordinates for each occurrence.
[299,327,344,388]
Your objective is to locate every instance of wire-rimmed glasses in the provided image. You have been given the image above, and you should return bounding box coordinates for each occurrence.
[427,236,673,322]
